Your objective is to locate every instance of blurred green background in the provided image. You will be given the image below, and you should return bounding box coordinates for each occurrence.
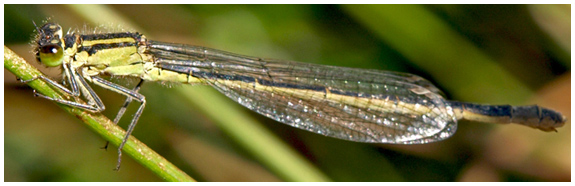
[4,4,570,181]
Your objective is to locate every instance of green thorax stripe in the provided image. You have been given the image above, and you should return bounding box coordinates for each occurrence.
[78,32,144,55]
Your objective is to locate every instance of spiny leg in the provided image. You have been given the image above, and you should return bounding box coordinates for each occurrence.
[90,76,146,171]
[102,80,145,150]
[20,63,105,112]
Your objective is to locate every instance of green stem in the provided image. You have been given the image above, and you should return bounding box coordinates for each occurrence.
[4,46,195,182]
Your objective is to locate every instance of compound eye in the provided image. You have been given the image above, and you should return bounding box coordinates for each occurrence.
[37,44,64,67]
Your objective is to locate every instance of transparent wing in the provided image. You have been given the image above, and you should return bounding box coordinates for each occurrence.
[149,41,457,144]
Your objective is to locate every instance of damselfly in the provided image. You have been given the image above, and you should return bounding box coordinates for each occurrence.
[25,22,566,170]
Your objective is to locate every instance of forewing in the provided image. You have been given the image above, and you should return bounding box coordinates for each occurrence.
[201,59,457,144]
[149,43,457,144]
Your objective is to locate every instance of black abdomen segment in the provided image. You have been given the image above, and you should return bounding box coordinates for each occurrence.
[448,101,566,131]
